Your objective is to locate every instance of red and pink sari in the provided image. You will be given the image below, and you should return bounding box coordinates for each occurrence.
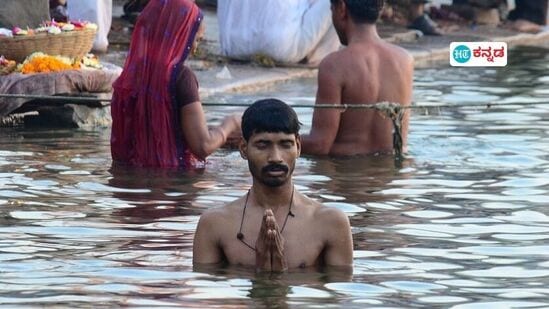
[111,0,203,168]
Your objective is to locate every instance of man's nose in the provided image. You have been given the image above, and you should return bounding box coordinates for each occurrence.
[268,146,283,163]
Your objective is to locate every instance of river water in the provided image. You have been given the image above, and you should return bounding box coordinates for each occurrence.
[1,46,548,308]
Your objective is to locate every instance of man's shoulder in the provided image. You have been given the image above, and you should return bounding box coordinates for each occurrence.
[320,43,412,68]
[383,41,414,64]
[314,203,349,223]
[301,194,348,225]
[318,49,349,70]
[314,205,352,241]
[198,197,244,224]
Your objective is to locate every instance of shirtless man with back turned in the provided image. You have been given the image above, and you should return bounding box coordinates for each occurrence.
[301,0,414,156]
[193,99,353,272]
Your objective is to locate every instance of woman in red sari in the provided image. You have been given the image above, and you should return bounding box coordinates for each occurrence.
[111,0,240,168]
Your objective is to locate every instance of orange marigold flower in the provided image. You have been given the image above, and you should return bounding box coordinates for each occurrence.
[20,55,75,74]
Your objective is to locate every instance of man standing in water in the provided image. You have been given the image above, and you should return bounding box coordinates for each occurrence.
[193,99,353,272]
[301,0,414,156]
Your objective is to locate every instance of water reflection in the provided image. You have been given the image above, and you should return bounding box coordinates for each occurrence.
[190,264,352,308]
[108,165,205,223]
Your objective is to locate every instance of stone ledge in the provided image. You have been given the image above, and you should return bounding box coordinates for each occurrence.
[198,65,316,97]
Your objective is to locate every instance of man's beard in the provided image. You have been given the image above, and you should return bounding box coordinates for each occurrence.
[249,162,293,187]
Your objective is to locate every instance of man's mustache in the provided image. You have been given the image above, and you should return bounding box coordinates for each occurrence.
[262,164,289,173]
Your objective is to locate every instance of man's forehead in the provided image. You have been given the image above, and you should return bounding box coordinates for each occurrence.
[250,131,297,141]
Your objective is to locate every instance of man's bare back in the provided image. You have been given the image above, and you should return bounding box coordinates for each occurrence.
[301,0,414,156]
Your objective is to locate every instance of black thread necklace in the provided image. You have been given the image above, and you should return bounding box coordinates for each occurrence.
[237,187,295,252]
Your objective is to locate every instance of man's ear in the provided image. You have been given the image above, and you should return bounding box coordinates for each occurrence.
[239,138,248,160]
[296,134,301,157]
[334,0,347,20]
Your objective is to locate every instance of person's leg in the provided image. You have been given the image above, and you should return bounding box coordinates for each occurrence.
[508,0,547,25]
[507,0,547,32]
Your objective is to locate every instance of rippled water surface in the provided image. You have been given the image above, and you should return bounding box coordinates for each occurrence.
[1,47,549,308]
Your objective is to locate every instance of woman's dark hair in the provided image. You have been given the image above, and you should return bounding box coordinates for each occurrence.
[241,99,301,141]
[330,0,384,24]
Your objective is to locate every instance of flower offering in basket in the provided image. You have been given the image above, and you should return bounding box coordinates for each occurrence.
[18,52,80,74]
[0,56,17,75]
[0,20,98,63]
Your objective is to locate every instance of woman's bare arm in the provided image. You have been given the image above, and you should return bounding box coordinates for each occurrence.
[180,102,241,159]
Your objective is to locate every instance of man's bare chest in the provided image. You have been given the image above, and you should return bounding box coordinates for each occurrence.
[220,223,324,269]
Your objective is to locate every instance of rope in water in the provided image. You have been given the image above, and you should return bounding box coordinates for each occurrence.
[1,93,548,110]
[2,92,548,159]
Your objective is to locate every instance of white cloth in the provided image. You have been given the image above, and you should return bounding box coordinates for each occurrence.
[68,0,112,52]
[218,0,340,65]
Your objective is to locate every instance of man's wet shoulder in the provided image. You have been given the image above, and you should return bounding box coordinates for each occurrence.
[318,49,347,69]
[315,202,349,223]
[385,41,414,63]
[200,197,244,221]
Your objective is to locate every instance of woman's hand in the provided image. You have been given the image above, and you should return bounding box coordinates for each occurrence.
[222,114,242,149]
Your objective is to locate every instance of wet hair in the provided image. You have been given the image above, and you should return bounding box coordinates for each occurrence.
[330,0,384,24]
[241,98,301,141]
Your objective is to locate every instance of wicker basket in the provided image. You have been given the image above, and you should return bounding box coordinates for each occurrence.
[0,29,96,63]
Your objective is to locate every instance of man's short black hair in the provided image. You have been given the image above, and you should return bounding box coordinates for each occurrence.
[330,0,384,24]
[241,98,301,141]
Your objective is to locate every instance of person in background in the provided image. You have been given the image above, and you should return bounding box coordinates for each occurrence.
[122,0,150,24]
[387,0,442,35]
[300,0,413,156]
[111,0,240,169]
[193,99,353,272]
[49,0,68,22]
[451,0,506,26]
[217,0,340,66]
[507,0,548,32]
[67,0,113,52]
